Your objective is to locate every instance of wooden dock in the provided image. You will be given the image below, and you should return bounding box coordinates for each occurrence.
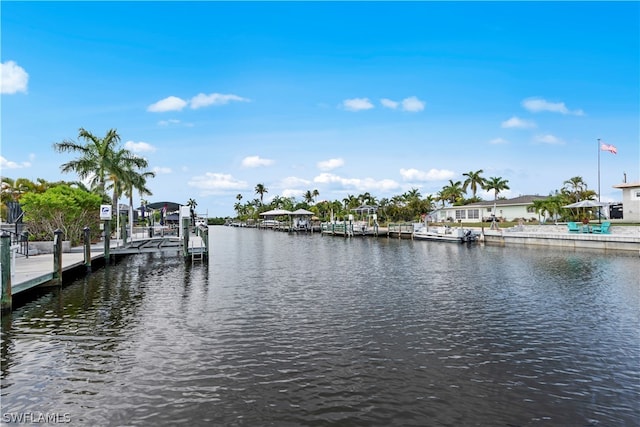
[1,225,209,312]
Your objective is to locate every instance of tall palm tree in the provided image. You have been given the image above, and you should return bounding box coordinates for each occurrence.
[485,176,510,220]
[255,183,268,205]
[485,176,510,202]
[53,128,122,196]
[562,176,589,203]
[187,198,198,223]
[462,169,486,199]
[440,180,465,205]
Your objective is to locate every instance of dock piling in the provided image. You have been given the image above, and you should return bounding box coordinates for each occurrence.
[83,227,92,273]
[53,229,63,286]
[1,232,12,313]
[104,220,111,262]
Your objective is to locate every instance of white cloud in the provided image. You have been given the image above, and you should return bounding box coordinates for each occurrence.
[282,188,305,198]
[147,96,188,112]
[158,119,181,126]
[313,173,399,192]
[399,168,456,181]
[153,166,173,174]
[125,140,156,153]
[380,98,399,109]
[317,158,344,171]
[401,96,425,112]
[241,156,274,168]
[501,116,536,129]
[188,172,248,195]
[280,176,312,187]
[0,61,29,94]
[534,134,564,144]
[0,155,31,169]
[522,97,584,116]
[342,98,374,111]
[190,93,249,109]
[489,138,509,144]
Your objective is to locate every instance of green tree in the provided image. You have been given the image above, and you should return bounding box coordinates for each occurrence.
[187,198,198,224]
[462,169,486,199]
[53,128,122,197]
[19,185,102,245]
[485,176,510,202]
[255,183,268,205]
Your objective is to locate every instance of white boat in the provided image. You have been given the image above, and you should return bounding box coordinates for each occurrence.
[413,223,479,243]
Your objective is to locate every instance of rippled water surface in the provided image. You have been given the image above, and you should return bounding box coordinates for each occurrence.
[2,227,639,426]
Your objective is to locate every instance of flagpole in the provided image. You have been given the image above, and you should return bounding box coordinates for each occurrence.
[597,138,601,224]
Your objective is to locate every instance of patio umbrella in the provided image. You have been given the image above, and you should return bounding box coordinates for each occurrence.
[562,200,608,209]
[563,200,609,224]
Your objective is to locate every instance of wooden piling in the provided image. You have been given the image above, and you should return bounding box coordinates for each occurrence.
[53,229,63,286]
[182,216,190,261]
[103,220,111,261]
[1,232,12,313]
[83,227,92,273]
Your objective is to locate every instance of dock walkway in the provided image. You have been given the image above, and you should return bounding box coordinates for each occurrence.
[4,231,206,298]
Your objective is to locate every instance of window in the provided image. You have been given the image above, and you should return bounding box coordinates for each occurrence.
[634,190,640,199]
[467,209,479,219]
[455,209,466,220]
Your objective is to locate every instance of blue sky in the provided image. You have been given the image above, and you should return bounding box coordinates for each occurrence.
[2,1,638,217]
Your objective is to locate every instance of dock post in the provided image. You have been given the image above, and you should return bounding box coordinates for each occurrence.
[203,227,209,260]
[53,229,63,286]
[1,232,12,313]
[104,220,111,262]
[83,227,92,273]
[182,216,190,261]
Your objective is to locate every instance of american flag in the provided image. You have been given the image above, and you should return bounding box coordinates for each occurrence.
[600,143,617,154]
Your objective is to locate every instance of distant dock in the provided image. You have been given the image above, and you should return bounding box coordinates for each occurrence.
[1,224,209,312]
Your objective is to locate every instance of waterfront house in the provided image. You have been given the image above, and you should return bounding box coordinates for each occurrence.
[430,195,548,223]
[612,182,640,222]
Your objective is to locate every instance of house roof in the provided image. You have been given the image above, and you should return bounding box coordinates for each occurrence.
[613,182,640,189]
[436,195,548,209]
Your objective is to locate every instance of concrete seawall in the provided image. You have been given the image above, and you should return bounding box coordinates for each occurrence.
[480,225,640,253]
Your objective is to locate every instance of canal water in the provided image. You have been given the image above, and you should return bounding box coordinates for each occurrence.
[1,227,639,426]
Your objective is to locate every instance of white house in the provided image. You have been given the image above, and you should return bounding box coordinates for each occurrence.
[430,195,548,223]
[612,182,640,222]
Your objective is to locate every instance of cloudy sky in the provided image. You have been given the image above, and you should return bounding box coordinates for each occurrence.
[2,2,638,217]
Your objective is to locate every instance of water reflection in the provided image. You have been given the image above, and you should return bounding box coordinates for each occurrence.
[1,227,639,426]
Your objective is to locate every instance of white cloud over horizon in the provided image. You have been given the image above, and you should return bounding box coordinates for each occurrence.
[125,140,156,153]
[401,96,425,112]
[489,138,509,144]
[501,116,536,129]
[242,156,274,168]
[399,168,456,181]
[188,172,248,195]
[317,158,344,171]
[522,97,584,116]
[342,98,374,111]
[153,166,173,174]
[314,173,400,192]
[1,155,31,169]
[148,93,249,112]
[0,61,29,94]
[380,98,399,109]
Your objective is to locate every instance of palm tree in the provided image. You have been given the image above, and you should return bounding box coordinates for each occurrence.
[53,128,122,196]
[462,169,486,199]
[303,190,314,205]
[485,176,510,201]
[187,198,198,225]
[255,183,268,205]
[485,176,510,220]
[440,180,465,205]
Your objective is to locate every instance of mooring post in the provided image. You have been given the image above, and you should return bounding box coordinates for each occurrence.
[182,216,190,260]
[120,216,127,247]
[103,220,111,262]
[53,229,63,286]
[83,226,92,273]
[1,232,12,313]
[202,227,209,260]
